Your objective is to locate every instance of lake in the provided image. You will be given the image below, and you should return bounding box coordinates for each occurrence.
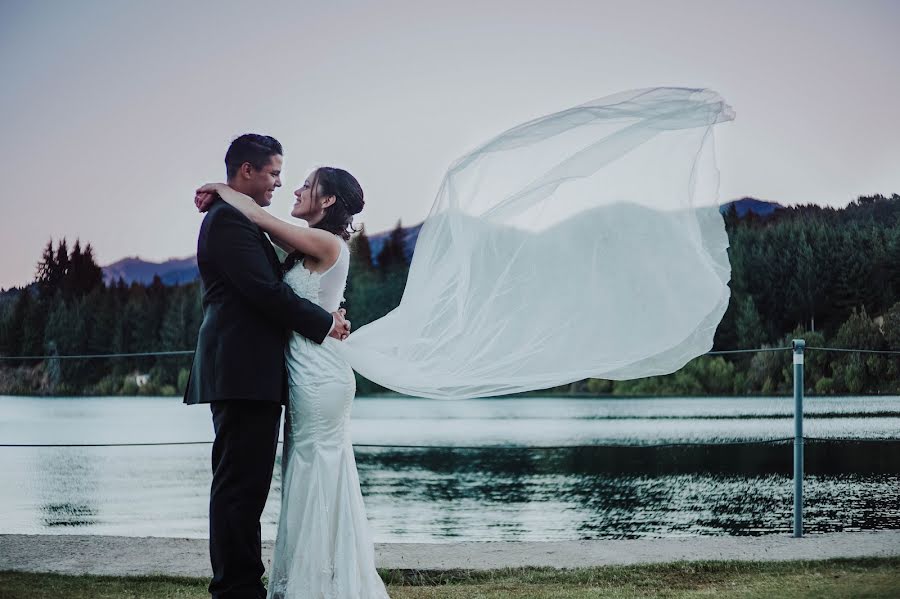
[0,395,898,541]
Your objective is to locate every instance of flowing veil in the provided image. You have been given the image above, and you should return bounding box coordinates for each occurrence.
[337,87,735,399]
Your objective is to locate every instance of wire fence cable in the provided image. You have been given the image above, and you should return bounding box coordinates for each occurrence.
[2,345,900,361]
[1,436,892,449]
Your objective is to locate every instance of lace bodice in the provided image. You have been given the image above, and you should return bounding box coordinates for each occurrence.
[282,241,352,388]
[283,241,350,312]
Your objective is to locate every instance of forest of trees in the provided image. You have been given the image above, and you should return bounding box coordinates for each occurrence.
[1,193,899,397]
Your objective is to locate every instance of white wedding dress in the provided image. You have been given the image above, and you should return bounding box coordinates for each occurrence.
[267,241,390,599]
[264,86,734,598]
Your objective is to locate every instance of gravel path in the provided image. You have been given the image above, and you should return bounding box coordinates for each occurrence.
[1,532,898,577]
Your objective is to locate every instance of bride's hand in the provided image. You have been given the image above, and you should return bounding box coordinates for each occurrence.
[195,183,261,222]
[196,182,223,194]
[195,190,217,213]
[194,183,225,213]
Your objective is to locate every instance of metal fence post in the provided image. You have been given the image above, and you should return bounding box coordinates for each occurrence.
[792,338,805,538]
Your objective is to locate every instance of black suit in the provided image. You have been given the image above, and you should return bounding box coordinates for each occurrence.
[183,200,333,599]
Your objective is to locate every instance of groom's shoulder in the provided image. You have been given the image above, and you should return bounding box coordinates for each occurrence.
[202,200,246,228]
[205,198,240,218]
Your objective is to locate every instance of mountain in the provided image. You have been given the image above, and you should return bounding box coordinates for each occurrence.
[102,256,199,286]
[97,221,427,286]
[367,223,423,266]
[719,197,785,218]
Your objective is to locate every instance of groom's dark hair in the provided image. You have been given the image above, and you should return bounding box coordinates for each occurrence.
[225,134,283,179]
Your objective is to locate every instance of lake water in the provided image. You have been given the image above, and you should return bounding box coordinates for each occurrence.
[1,395,898,541]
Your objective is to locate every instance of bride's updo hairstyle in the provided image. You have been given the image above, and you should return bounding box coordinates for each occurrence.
[310,167,364,241]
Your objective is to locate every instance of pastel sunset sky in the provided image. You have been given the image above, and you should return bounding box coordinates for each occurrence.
[1,0,898,289]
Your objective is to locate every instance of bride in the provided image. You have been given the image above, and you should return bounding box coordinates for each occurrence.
[196,167,388,599]
[196,86,735,598]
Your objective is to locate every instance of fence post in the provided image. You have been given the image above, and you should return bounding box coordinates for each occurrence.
[792,338,805,538]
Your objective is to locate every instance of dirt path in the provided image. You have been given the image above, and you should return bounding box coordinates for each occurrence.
[1,532,898,577]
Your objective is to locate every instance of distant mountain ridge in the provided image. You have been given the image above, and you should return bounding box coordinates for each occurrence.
[720,197,784,217]
[100,198,781,286]
[367,223,423,266]
[102,256,199,286]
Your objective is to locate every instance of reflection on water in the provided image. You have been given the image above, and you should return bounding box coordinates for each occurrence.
[0,396,898,541]
[42,502,98,528]
[360,440,900,476]
[356,443,900,541]
[34,449,100,528]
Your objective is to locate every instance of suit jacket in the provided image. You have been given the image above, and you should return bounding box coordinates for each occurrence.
[183,200,333,405]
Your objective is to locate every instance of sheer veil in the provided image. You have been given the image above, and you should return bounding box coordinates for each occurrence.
[337,87,736,399]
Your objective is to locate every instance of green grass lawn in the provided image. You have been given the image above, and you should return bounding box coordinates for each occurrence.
[1,558,898,598]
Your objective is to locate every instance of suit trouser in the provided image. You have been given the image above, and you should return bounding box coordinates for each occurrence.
[209,400,282,599]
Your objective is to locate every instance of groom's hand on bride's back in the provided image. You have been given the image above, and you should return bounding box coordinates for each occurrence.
[329,308,351,341]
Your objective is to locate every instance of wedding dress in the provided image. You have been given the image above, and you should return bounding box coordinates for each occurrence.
[266,87,734,597]
[267,241,390,599]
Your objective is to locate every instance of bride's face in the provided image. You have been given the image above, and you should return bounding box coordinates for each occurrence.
[291,171,317,221]
[291,169,334,225]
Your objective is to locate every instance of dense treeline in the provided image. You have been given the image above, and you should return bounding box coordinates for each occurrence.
[0,238,203,395]
[606,194,900,397]
[1,194,898,396]
[0,225,412,396]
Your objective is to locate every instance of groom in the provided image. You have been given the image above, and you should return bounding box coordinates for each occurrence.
[184,134,349,599]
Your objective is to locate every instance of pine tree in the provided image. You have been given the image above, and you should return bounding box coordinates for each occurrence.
[6,289,33,357]
[348,225,373,270]
[886,226,900,308]
[64,239,83,298]
[80,243,105,293]
[345,226,377,320]
[34,240,57,298]
[735,295,765,349]
[21,294,49,359]
[43,295,88,389]
[54,239,70,299]
[82,288,112,382]
[831,227,876,316]
[155,291,192,384]
[146,275,168,354]
[786,222,827,332]
[376,221,407,271]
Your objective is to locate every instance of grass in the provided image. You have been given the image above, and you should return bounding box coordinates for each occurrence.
[1,558,898,598]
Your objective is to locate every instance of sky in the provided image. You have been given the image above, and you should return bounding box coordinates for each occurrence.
[1,0,898,289]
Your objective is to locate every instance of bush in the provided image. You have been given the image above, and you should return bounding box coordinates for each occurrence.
[176,368,190,395]
[585,379,613,394]
[814,377,834,395]
[137,380,161,396]
[120,378,139,395]
[746,348,788,395]
[611,356,735,396]
[830,307,887,393]
[884,301,900,349]
[730,370,747,395]
[91,374,123,395]
[779,328,827,394]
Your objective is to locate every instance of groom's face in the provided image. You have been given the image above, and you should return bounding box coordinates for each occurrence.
[247,154,283,207]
